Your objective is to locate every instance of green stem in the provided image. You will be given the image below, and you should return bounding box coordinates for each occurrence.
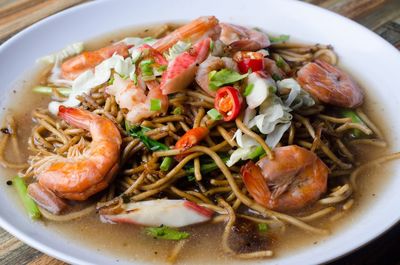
[33,86,71,96]
[13,176,41,219]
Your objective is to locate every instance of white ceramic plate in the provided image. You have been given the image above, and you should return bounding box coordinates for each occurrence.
[1,0,400,264]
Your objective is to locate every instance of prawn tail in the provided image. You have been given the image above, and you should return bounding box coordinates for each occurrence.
[240,161,272,208]
[58,106,93,130]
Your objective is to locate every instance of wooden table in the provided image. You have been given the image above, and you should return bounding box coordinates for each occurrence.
[0,0,399,264]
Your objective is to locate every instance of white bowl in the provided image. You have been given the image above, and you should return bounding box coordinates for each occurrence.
[1,0,400,264]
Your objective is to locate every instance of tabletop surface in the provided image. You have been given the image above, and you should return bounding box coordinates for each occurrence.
[0,0,400,264]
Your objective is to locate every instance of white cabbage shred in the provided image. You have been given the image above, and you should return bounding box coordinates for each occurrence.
[49,54,136,115]
[227,78,315,166]
[47,36,155,115]
[165,41,191,61]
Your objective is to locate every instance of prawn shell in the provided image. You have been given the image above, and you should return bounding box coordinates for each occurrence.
[100,199,213,227]
[297,59,364,108]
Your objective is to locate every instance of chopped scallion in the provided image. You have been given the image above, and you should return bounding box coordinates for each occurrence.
[150,99,161,111]
[33,86,71,96]
[160,157,173,172]
[258,223,268,232]
[173,107,182,115]
[207,108,222,120]
[269,34,290,43]
[145,225,190,240]
[247,146,265,160]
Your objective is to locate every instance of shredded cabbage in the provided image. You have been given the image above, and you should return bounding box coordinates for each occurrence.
[49,54,135,115]
[37,42,84,64]
[277,78,315,109]
[246,72,275,109]
[165,41,191,61]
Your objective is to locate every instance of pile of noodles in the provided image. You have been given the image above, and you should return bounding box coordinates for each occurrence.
[1,25,399,262]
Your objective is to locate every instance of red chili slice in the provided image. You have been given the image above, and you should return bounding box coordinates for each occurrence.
[233,51,264,74]
[214,86,243,121]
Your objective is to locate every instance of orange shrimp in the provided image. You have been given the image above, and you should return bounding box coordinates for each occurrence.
[175,127,209,161]
[152,16,220,53]
[241,145,328,212]
[60,43,131,80]
[36,106,122,201]
[296,59,364,108]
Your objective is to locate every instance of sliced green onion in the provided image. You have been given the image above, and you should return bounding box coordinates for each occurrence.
[13,176,41,219]
[247,146,265,160]
[150,99,161,111]
[269,34,290,43]
[33,86,71,96]
[276,56,285,68]
[157,65,167,72]
[160,157,173,172]
[243,83,254,97]
[258,223,268,232]
[207,108,222,121]
[132,73,138,85]
[108,76,115,85]
[140,59,154,77]
[209,39,214,52]
[173,107,182,115]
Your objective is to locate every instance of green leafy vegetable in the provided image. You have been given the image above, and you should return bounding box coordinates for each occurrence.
[146,225,190,240]
[33,86,71,96]
[243,83,254,97]
[208,69,248,90]
[160,157,173,172]
[173,107,182,115]
[269,34,290,43]
[150,99,161,111]
[13,176,41,219]
[127,125,169,151]
[207,108,223,121]
[258,223,268,232]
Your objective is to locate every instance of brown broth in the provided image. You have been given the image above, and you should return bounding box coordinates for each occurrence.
[1,25,396,264]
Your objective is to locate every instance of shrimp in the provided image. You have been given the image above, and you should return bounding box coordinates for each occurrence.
[35,106,122,201]
[264,58,286,79]
[240,145,328,212]
[61,43,131,80]
[106,75,168,124]
[296,59,364,108]
[160,38,211,95]
[219,23,270,52]
[152,16,220,53]
[195,56,238,96]
[100,199,213,227]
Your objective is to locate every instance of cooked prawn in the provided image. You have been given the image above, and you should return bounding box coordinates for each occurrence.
[175,127,209,161]
[61,43,131,80]
[241,145,328,212]
[219,23,270,52]
[35,106,122,201]
[296,59,364,108]
[153,16,220,53]
[195,56,238,96]
[106,75,168,124]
